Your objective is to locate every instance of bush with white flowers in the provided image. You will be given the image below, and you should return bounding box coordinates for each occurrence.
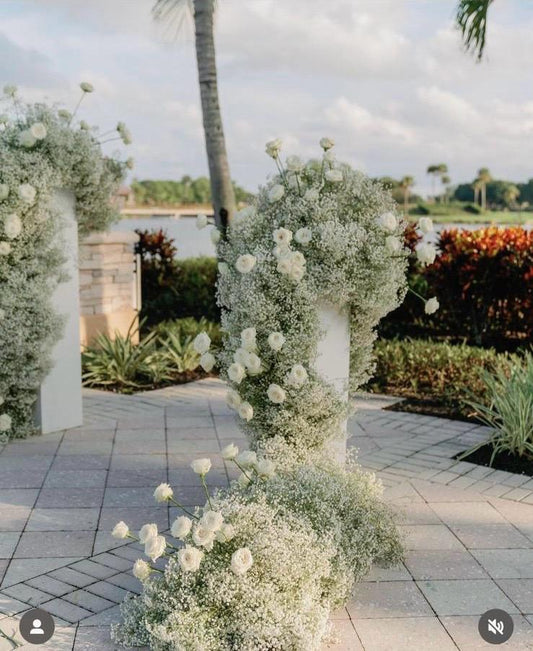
[0,84,130,439]
[112,444,401,650]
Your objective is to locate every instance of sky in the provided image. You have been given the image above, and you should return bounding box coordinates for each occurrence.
[1,0,532,197]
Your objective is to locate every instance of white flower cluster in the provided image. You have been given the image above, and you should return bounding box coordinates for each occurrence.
[212,138,409,453]
[0,87,129,438]
[112,444,402,650]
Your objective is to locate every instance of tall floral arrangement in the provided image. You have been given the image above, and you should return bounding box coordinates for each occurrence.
[112,138,439,649]
[0,83,131,439]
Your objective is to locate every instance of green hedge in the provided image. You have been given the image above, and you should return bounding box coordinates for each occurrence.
[368,339,516,417]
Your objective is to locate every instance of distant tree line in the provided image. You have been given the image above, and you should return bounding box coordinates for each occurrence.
[131,176,252,207]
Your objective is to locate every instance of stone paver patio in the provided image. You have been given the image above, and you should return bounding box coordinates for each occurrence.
[0,378,532,650]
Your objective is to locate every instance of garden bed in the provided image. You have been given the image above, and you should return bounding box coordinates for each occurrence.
[455,445,533,477]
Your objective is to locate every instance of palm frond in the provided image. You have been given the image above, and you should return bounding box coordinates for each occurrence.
[152,0,194,40]
[456,0,493,61]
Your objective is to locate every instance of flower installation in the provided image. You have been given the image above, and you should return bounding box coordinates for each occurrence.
[0,84,131,439]
[112,445,402,649]
[113,139,439,649]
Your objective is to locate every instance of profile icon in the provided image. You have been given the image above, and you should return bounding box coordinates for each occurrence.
[19,609,55,644]
[30,618,44,635]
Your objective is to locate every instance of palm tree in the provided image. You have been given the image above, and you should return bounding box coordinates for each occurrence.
[153,0,236,229]
[399,176,414,214]
[426,163,448,201]
[503,184,519,209]
[477,167,492,210]
[456,0,493,60]
[441,174,451,204]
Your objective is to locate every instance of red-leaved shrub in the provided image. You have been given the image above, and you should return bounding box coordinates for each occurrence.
[425,227,533,346]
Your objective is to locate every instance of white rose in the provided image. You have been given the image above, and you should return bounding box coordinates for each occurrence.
[221,443,239,460]
[235,254,256,274]
[200,352,216,373]
[325,169,342,183]
[273,243,289,259]
[287,174,299,190]
[216,523,235,542]
[295,227,312,245]
[58,109,72,121]
[304,188,319,202]
[236,450,257,469]
[268,184,285,202]
[18,184,36,204]
[226,390,242,410]
[255,459,275,479]
[287,364,308,388]
[233,347,251,366]
[273,227,292,246]
[385,236,402,254]
[210,228,221,244]
[0,242,11,256]
[416,243,437,266]
[144,534,166,561]
[231,548,253,576]
[80,81,94,93]
[267,383,286,404]
[378,211,397,231]
[19,130,36,148]
[4,214,21,239]
[218,261,229,275]
[193,332,211,354]
[192,524,216,550]
[200,510,224,532]
[268,332,285,352]
[139,523,158,544]
[238,401,254,421]
[425,297,440,315]
[178,545,204,572]
[80,120,90,131]
[171,515,192,539]
[228,362,246,384]
[196,213,208,230]
[191,457,211,475]
[290,265,305,282]
[237,472,251,488]
[111,521,129,539]
[277,257,292,275]
[133,559,151,581]
[153,482,173,503]
[240,327,257,351]
[418,217,434,233]
[265,138,282,158]
[324,150,336,163]
[30,122,47,140]
[0,184,8,200]
[320,136,335,150]
[126,157,135,169]
[245,353,262,376]
[286,155,304,172]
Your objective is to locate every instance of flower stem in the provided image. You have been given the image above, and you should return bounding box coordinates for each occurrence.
[0,626,21,649]
[407,286,427,304]
[169,497,199,520]
[201,475,213,510]
[69,92,86,125]
[233,460,254,482]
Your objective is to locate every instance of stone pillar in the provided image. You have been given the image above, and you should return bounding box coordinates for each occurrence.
[35,189,83,434]
[314,301,350,463]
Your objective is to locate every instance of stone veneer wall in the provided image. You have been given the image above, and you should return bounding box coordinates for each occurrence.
[79,231,140,347]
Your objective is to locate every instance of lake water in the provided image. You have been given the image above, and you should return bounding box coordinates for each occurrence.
[110,216,527,259]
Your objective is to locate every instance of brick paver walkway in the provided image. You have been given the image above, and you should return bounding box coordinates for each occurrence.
[0,379,532,650]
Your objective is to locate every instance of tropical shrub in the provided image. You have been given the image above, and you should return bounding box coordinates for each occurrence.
[461,351,533,462]
[425,227,533,346]
[369,339,514,417]
[0,84,129,439]
[82,318,219,392]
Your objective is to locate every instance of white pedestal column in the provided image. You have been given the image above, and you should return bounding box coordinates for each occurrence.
[35,189,83,434]
[314,301,350,463]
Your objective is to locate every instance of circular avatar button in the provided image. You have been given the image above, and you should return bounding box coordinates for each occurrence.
[19,608,55,644]
[478,609,514,644]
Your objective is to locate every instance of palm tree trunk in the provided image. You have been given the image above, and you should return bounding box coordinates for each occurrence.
[404,189,408,215]
[481,183,486,210]
[193,0,236,229]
